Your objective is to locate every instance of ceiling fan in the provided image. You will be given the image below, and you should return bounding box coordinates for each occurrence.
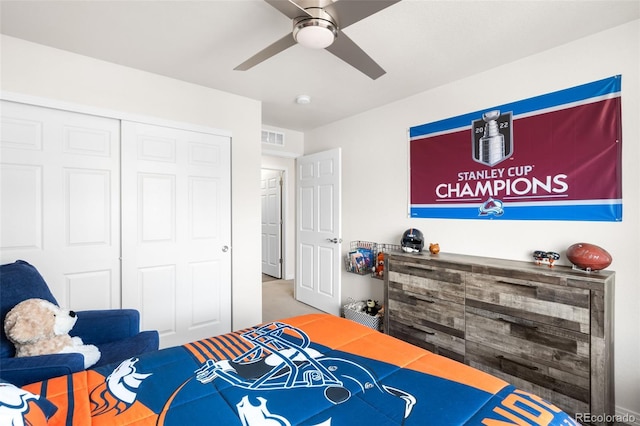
[234,0,401,80]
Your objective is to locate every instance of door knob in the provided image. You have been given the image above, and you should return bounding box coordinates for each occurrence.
[326,238,342,244]
[222,245,229,252]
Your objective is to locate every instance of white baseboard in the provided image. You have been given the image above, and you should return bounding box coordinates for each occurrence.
[616,405,640,425]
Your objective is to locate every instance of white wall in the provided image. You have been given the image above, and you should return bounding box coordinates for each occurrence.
[0,35,263,330]
[305,21,640,420]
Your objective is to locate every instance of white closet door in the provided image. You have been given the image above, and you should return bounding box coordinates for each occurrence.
[121,121,231,348]
[0,100,121,310]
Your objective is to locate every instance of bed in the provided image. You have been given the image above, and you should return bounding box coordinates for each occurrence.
[6,313,577,425]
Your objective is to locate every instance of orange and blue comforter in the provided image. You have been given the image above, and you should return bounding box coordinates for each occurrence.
[10,314,577,425]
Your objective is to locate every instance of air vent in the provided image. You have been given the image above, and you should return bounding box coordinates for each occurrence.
[261,130,285,147]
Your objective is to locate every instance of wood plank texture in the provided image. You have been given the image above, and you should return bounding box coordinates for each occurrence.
[384,251,615,425]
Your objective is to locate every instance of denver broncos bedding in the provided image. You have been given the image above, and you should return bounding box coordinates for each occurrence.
[5,313,577,426]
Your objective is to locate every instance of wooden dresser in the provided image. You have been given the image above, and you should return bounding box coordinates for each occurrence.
[384,251,614,420]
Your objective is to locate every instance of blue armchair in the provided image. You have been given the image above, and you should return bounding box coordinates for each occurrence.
[1,260,159,386]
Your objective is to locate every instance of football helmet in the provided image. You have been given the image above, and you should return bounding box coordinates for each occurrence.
[401,228,424,253]
[194,321,417,424]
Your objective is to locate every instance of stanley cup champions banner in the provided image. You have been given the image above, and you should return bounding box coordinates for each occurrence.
[408,76,622,221]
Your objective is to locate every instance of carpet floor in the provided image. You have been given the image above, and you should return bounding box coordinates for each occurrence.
[262,279,323,323]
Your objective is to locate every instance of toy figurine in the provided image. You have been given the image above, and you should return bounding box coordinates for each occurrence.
[364,300,380,316]
[429,243,440,254]
[375,252,385,277]
[533,250,560,267]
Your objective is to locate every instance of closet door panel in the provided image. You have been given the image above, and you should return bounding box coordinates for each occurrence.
[0,100,120,310]
[138,265,177,334]
[0,164,42,250]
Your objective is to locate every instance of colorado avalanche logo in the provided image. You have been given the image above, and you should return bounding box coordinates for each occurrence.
[479,197,504,217]
[90,357,152,415]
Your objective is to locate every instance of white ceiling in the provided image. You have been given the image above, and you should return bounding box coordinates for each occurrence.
[1,0,638,132]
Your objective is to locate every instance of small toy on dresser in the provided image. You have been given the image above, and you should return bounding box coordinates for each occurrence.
[4,298,101,368]
[374,251,385,277]
[532,250,560,267]
[429,243,440,254]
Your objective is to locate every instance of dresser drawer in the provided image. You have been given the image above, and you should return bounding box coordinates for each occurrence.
[466,272,590,333]
[466,339,589,415]
[388,282,465,332]
[387,274,465,361]
[388,318,465,362]
[465,305,590,413]
[387,261,465,304]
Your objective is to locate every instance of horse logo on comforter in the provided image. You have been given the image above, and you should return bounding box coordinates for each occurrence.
[90,357,152,416]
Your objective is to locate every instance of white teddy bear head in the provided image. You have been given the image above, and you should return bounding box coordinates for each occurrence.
[4,298,77,345]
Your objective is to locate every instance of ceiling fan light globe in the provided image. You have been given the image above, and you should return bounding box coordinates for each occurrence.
[293,19,337,49]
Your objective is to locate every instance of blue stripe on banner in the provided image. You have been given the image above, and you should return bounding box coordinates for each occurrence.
[409,75,621,139]
[410,203,622,221]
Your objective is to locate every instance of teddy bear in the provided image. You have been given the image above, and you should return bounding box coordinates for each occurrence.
[3,298,101,369]
[364,299,381,316]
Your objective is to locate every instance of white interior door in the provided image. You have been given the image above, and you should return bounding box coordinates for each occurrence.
[0,100,121,310]
[261,169,282,278]
[295,148,341,315]
[121,121,231,348]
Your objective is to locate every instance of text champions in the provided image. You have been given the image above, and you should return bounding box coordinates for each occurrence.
[435,165,568,200]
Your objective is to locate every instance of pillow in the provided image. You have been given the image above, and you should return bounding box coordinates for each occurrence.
[0,379,58,424]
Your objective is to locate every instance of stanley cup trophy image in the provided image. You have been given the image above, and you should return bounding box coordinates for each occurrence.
[479,110,503,165]
[472,110,513,167]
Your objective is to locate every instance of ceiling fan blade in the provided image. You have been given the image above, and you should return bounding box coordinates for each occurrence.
[234,33,297,71]
[325,31,385,79]
[324,0,401,29]
[264,0,311,20]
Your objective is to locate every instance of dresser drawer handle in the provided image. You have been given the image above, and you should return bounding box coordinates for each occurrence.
[408,295,435,303]
[407,266,434,273]
[497,317,538,330]
[497,280,538,289]
[496,355,539,371]
[408,325,436,336]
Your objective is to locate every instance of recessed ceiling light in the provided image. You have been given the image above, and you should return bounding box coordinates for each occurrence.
[295,95,311,105]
